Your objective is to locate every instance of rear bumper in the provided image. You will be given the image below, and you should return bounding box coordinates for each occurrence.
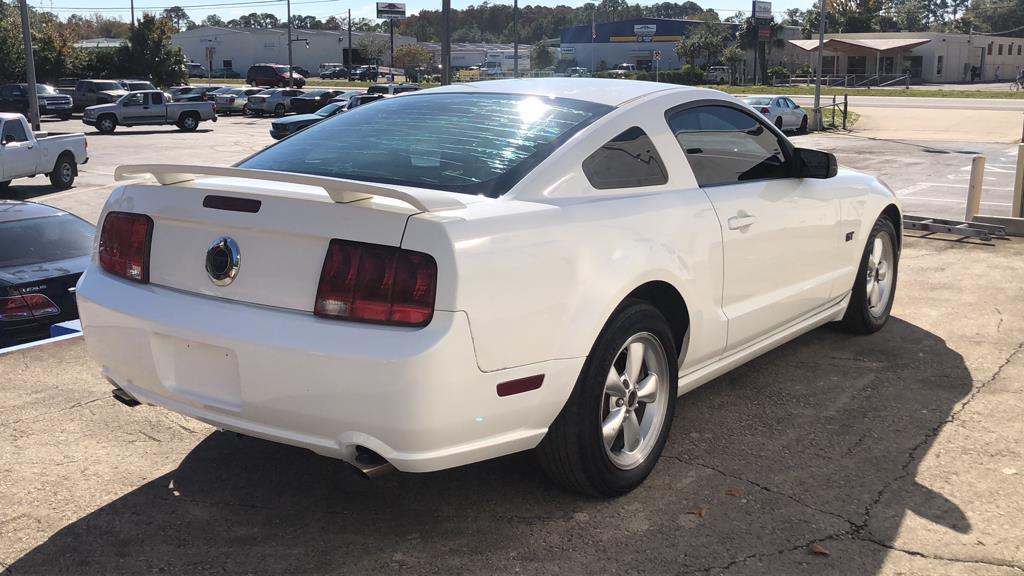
[76,268,582,473]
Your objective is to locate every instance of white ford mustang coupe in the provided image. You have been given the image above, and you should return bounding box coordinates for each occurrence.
[78,79,900,496]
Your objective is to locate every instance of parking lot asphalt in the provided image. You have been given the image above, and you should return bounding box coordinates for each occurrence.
[2,230,1023,575]
[4,111,1019,224]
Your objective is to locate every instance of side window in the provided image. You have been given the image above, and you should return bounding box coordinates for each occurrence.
[666,105,790,187]
[582,126,668,190]
[151,92,163,105]
[122,93,144,106]
[2,119,29,143]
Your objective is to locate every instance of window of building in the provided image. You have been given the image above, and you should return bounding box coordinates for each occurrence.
[223,59,233,69]
[988,42,993,55]
[936,55,944,76]
[582,127,667,189]
[847,55,867,75]
[822,55,837,74]
[1019,44,1022,55]
[998,44,1003,55]
[666,105,790,187]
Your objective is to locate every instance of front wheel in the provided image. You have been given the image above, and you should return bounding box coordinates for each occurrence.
[774,116,784,130]
[840,215,899,334]
[48,154,76,189]
[96,115,116,134]
[537,301,678,496]
[274,103,285,117]
[798,115,808,133]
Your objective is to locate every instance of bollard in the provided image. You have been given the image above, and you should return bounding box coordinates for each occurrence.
[1013,143,1024,218]
[966,155,986,221]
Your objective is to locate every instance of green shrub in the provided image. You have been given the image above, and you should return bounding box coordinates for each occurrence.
[634,64,704,85]
[768,65,790,83]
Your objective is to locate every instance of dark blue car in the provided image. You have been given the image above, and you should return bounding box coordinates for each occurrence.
[269,102,346,140]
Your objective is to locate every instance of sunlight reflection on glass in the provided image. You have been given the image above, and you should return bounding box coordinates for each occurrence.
[517,97,550,124]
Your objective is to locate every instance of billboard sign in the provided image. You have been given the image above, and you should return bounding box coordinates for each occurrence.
[634,24,656,42]
[376,2,406,19]
[752,1,772,19]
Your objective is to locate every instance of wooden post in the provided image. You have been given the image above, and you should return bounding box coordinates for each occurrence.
[843,93,848,130]
[831,94,836,127]
[966,156,986,221]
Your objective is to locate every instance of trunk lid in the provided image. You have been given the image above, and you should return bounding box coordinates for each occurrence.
[122,178,425,312]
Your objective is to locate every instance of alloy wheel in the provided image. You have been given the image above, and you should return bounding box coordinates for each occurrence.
[600,332,670,470]
[866,231,895,317]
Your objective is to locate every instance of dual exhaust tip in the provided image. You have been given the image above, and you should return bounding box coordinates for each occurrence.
[110,381,395,479]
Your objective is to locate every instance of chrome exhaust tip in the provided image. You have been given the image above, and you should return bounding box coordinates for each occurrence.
[351,447,394,479]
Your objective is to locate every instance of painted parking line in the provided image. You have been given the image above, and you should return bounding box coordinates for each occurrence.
[899,197,1011,206]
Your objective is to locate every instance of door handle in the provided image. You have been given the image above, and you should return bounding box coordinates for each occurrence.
[728,214,757,230]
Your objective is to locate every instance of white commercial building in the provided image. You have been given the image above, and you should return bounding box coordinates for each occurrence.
[172,26,416,76]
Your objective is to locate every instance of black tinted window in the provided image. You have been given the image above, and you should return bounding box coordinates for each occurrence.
[2,119,28,142]
[241,93,611,197]
[582,127,667,189]
[667,105,789,187]
[0,215,95,267]
[151,92,163,104]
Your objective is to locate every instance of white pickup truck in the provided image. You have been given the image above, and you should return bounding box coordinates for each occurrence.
[82,90,217,134]
[0,113,88,191]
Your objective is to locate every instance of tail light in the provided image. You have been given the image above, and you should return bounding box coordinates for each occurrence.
[315,239,437,327]
[0,294,60,321]
[99,211,153,283]
[760,107,771,114]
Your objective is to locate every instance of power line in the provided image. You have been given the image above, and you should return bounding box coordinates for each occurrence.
[35,0,337,11]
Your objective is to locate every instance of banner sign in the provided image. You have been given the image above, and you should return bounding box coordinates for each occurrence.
[376,2,406,19]
[752,0,772,19]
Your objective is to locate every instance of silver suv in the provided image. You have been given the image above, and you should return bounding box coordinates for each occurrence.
[245,88,305,117]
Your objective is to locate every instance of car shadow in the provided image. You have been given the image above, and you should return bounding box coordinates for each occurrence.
[5,318,971,574]
[87,128,215,136]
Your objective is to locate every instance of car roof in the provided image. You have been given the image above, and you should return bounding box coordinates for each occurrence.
[0,200,67,223]
[0,112,26,121]
[741,95,779,99]
[425,78,702,107]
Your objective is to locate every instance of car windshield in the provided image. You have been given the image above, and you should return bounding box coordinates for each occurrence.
[211,87,232,94]
[223,88,244,95]
[315,103,343,116]
[303,90,330,97]
[743,97,773,106]
[366,85,390,95]
[35,84,57,94]
[0,214,95,268]
[256,90,276,96]
[273,66,291,74]
[93,81,123,91]
[128,82,155,90]
[240,92,612,197]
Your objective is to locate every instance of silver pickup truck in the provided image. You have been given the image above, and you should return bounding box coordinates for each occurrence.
[0,113,88,191]
[82,90,217,134]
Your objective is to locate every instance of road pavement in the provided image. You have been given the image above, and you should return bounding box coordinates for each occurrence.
[789,95,1024,111]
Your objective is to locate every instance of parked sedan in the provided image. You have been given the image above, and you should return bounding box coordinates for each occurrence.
[269,102,345,139]
[0,200,94,346]
[214,87,263,115]
[168,86,224,103]
[80,79,901,497]
[246,88,305,117]
[741,95,808,132]
[327,90,365,105]
[289,90,341,114]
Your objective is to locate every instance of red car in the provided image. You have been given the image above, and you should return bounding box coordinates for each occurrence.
[245,63,306,88]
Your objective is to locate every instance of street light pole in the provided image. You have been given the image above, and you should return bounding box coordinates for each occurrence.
[813,0,826,130]
[441,0,451,85]
[287,0,294,87]
[513,0,518,78]
[19,0,40,131]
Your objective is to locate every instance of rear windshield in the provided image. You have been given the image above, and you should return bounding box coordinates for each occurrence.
[0,215,95,267]
[742,97,773,106]
[92,82,123,91]
[239,92,612,197]
[366,85,389,94]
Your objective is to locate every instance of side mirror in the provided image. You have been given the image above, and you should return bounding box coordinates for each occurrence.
[795,147,838,179]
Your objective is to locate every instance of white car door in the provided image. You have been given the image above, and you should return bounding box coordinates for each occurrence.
[666,103,841,351]
[0,119,37,181]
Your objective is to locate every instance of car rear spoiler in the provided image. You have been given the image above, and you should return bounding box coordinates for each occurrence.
[114,164,467,213]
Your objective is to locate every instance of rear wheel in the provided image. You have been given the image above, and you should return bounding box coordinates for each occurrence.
[537,301,678,496]
[775,116,784,130]
[97,115,116,134]
[48,154,76,190]
[274,103,286,117]
[177,113,199,132]
[840,215,899,334]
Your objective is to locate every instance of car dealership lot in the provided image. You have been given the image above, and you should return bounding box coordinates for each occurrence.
[2,235,1023,575]
[3,107,1024,573]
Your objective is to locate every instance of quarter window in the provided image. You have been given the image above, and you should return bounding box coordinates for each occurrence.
[582,127,668,189]
[1,119,28,142]
[666,105,790,187]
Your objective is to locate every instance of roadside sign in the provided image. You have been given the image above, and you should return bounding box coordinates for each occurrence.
[653,50,662,61]
[758,26,771,40]
[752,0,771,19]
[204,46,215,62]
[376,2,406,19]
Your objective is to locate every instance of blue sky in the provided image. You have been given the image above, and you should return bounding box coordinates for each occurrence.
[38,0,816,28]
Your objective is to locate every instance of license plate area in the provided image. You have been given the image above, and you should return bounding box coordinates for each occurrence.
[153,335,242,412]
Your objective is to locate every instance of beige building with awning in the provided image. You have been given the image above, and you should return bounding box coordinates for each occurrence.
[786,32,1024,84]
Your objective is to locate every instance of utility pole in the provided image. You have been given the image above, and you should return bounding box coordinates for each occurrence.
[389,18,395,73]
[19,0,40,131]
[130,0,135,30]
[441,0,451,85]
[813,0,826,130]
[513,0,519,78]
[347,8,352,75]
[287,0,294,87]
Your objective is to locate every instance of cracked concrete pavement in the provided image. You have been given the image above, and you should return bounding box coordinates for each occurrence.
[2,232,1023,575]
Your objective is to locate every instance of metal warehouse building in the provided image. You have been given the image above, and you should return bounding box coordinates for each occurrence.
[172,26,416,77]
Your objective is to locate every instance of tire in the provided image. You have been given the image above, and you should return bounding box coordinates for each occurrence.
[177,113,199,132]
[840,215,899,334]
[96,115,117,134]
[274,103,285,117]
[775,116,784,130]
[48,154,76,190]
[537,300,679,497]
[58,114,72,121]
[0,180,10,191]
[798,115,808,133]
